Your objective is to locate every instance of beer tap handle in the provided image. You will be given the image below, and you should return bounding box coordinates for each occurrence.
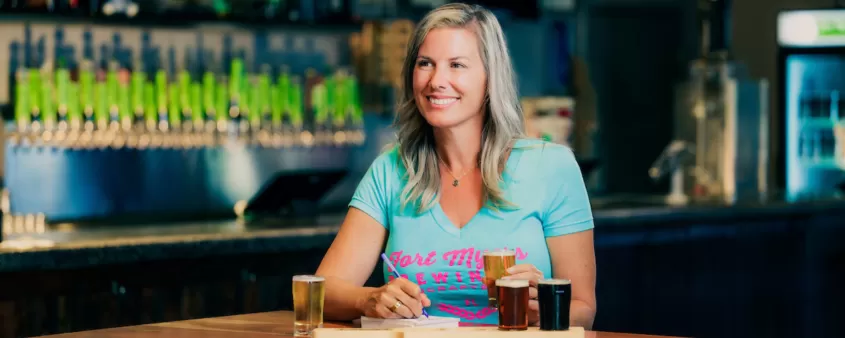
[650,140,695,205]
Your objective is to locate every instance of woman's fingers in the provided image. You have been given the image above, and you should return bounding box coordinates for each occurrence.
[420,293,432,307]
[528,299,540,325]
[385,283,423,318]
[373,303,403,319]
[506,264,534,274]
[504,264,543,286]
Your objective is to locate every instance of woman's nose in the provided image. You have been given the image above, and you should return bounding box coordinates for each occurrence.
[429,66,449,90]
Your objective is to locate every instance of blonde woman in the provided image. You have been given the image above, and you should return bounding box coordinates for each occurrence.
[316,3,596,329]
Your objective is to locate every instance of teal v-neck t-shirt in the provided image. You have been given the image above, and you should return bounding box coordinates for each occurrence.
[349,138,594,325]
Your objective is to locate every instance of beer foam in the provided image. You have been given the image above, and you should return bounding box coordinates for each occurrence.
[483,249,516,256]
[539,278,571,285]
[293,275,326,282]
[495,279,529,288]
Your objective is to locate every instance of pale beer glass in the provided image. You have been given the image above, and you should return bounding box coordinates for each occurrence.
[496,278,530,331]
[482,249,516,307]
[292,275,326,337]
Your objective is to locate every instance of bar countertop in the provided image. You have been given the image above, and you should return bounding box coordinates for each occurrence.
[1,196,844,273]
[35,311,686,338]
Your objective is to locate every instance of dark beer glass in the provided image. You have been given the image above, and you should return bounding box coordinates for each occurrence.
[538,278,571,331]
[496,279,529,331]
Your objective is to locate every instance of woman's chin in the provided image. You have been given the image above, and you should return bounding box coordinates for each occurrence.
[423,112,483,131]
[424,118,463,129]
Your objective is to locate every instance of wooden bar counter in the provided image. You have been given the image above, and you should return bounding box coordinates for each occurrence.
[35,311,684,338]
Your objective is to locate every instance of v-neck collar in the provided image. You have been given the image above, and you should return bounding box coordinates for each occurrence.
[429,139,529,237]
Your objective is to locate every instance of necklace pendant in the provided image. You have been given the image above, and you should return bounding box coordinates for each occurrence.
[452,179,459,187]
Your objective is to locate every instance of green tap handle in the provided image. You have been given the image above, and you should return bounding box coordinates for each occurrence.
[258,72,271,121]
[131,71,146,115]
[41,78,56,126]
[155,70,168,120]
[289,79,303,129]
[67,83,82,127]
[15,71,31,127]
[238,77,249,120]
[169,83,181,127]
[216,80,229,123]
[56,68,70,116]
[332,76,348,127]
[249,79,262,125]
[144,83,157,126]
[119,84,131,125]
[79,65,95,114]
[28,69,41,118]
[178,70,191,118]
[203,71,216,119]
[311,83,328,125]
[274,73,290,125]
[230,58,244,104]
[191,83,203,125]
[95,82,109,126]
[106,66,119,120]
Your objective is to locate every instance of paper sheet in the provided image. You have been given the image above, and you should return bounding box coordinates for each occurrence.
[358,316,460,329]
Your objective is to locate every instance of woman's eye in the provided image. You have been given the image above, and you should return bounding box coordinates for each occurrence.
[451,62,466,68]
[417,60,432,67]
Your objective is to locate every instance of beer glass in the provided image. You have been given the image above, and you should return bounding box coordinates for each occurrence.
[538,278,571,331]
[292,275,326,337]
[483,249,516,307]
[496,279,529,331]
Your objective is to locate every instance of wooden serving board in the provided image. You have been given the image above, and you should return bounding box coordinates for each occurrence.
[313,328,402,338]
[312,327,585,338]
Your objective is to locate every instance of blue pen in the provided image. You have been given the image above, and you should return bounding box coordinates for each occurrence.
[380,253,430,318]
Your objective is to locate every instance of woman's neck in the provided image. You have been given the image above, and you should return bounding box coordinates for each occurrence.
[433,122,483,174]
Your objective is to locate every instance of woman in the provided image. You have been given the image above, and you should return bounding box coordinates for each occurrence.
[315,3,596,328]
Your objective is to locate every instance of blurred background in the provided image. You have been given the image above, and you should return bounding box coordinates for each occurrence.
[0,0,843,337]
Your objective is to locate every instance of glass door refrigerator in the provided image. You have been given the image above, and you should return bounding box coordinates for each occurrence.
[777,9,845,201]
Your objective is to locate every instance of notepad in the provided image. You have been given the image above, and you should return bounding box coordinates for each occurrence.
[358,316,460,329]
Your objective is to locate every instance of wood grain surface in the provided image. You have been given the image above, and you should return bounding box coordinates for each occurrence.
[35,311,686,338]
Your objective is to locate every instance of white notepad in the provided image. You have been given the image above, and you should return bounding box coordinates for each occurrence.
[358,315,460,329]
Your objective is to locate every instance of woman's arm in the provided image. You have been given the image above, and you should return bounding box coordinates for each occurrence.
[547,229,597,329]
[539,144,597,329]
[315,207,388,321]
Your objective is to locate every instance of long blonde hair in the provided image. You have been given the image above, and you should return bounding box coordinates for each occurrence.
[394,3,526,214]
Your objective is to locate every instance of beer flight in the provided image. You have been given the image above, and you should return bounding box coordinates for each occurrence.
[292,249,572,337]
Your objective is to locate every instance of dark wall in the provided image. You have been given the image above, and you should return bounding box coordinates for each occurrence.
[594,211,845,338]
[581,0,698,195]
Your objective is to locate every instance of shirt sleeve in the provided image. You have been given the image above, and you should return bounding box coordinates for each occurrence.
[349,150,396,229]
[541,144,595,237]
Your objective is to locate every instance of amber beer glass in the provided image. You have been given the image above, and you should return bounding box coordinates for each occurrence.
[496,279,530,331]
[483,249,516,307]
[538,278,572,331]
[292,275,326,337]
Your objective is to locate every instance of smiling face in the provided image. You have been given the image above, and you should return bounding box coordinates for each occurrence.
[412,27,488,130]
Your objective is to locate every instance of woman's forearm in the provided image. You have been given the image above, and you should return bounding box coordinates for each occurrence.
[570,299,596,330]
[322,276,377,321]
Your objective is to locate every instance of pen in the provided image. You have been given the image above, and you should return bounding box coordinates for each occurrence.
[380,253,430,318]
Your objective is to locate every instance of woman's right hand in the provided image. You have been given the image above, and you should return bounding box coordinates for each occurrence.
[359,278,431,319]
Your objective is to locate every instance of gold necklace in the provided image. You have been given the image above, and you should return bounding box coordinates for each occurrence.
[439,158,474,187]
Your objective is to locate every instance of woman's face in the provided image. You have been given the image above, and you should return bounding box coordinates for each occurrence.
[413,27,487,130]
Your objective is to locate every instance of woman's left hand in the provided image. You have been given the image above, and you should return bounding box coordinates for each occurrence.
[504,263,543,326]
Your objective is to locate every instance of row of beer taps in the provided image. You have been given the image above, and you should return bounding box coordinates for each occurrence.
[5,120,366,150]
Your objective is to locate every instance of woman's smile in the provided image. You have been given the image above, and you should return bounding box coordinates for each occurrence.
[426,95,460,109]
